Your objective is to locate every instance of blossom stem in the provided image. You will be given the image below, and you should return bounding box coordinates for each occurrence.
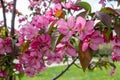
[52,57,78,80]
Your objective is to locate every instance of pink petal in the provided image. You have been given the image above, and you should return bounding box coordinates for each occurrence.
[66,47,76,56]
[57,19,68,35]
[76,16,86,28]
[82,41,88,52]
[85,21,94,31]
[67,16,75,28]
[90,43,98,50]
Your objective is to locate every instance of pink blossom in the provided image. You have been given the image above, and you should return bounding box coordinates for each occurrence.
[14,64,23,71]
[76,16,94,40]
[82,31,104,51]
[18,49,46,77]
[56,41,76,56]
[29,0,40,7]
[62,0,82,10]
[30,40,41,50]
[45,50,62,65]
[20,23,38,40]
[24,67,35,77]
[57,16,76,41]
[45,9,55,22]
[53,3,62,13]
[110,68,115,76]
[31,15,50,30]
[62,0,73,9]
[3,38,12,53]
[0,70,6,78]
[112,52,120,61]
[0,38,12,54]
[99,0,106,7]
[18,17,27,23]
[112,37,120,61]
[38,34,51,47]
[52,0,61,3]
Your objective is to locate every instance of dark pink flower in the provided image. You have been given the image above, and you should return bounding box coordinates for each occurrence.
[0,70,6,78]
[39,34,51,47]
[112,52,120,61]
[56,41,76,56]
[31,15,50,30]
[112,37,120,61]
[30,40,41,50]
[82,31,104,51]
[14,64,23,71]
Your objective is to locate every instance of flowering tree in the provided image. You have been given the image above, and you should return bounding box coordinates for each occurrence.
[0,0,120,80]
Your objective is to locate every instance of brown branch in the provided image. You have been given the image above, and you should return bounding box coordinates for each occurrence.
[0,0,8,37]
[11,0,17,36]
[52,57,78,80]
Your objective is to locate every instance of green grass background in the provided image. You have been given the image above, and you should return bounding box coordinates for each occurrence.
[20,62,120,80]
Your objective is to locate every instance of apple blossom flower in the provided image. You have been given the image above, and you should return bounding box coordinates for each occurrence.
[56,41,76,56]
[82,31,104,51]
[14,64,23,71]
[62,0,82,10]
[0,70,6,78]
[18,49,46,77]
[18,17,27,23]
[31,15,50,30]
[112,52,120,61]
[76,16,94,40]
[57,16,76,41]
[112,37,120,61]
[20,23,39,40]
[0,38,12,55]
[38,34,51,48]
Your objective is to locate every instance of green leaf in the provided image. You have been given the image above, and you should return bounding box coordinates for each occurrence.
[76,1,91,12]
[106,28,112,39]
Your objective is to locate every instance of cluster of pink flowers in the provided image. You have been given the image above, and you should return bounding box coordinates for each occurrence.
[57,16,104,52]
[0,38,12,55]
[112,37,120,61]
[16,14,77,76]
[0,70,6,78]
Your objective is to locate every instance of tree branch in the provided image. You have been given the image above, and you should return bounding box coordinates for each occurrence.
[52,57,78,80]
[0,0,8,37]
[11,0,17,36]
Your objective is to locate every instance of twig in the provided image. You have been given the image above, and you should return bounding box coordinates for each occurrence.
[11,0,17,36]
[0,0,8,37]
[52,57,78,80]
[74,63,82,69]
